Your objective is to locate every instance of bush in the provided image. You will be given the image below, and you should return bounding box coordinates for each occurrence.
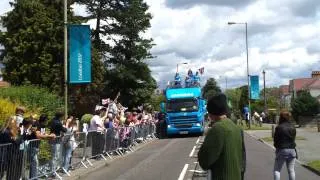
[291,91,320,121]
[0,86,63,117]
[81,114,93,124]
[0,99,17,127]
[0,98,40,128]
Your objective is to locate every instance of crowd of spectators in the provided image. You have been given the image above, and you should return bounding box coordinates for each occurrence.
[0,98,159,179]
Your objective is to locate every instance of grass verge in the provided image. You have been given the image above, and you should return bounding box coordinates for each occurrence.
[238,124,271,130]
[307,160,320,172]
[260,136,306,142]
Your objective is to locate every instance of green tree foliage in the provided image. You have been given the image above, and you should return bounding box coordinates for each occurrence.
[225,88,242,117]
[150,93,166,112]
[0,86,63,117]
[238,85,249,111]
[291,90,320,119]
[251,87,280,113]
[202,78,221,100]
[0,0,80,93]
[77,0,156,108]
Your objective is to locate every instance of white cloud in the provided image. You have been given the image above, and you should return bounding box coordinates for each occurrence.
[1,0,320,90]
[146,0,320,89]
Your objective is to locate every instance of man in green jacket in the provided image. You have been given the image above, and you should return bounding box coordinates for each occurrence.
[198,93,246,180]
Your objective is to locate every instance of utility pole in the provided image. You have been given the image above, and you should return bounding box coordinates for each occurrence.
[263,70,266,112]
[64,0,68,118]
[225,77,228,92]
[245,22,251,129]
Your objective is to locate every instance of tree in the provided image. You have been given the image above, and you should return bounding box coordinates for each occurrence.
[225,88,242,117]
[202,78,221,100]
[238,85,249,112]
[0,0,107,116]
[150,93,166,112]
[291,90,320,121]
[0,0,81,93]
[77,0,156,108]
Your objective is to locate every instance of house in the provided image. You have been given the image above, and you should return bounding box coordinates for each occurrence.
[302,78,320,103]
[279,85,290,109]
[289,71,320,102]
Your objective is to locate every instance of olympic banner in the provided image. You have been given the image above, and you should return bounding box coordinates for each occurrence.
[69,25,91,83]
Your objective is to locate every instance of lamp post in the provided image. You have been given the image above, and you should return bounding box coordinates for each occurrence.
[219,76,228,92]
[64,0,68,118]
[176,62,188,73]
[263,70,267,113]
[228,21,251,128]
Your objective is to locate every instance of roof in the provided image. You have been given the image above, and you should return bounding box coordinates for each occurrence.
[306,78,320,89]
[0,81,10,88]
[290,78,315,91]
[279,85,289,95]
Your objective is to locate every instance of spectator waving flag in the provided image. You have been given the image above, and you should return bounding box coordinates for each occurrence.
[199,67,204,75]
[102,98,110,105]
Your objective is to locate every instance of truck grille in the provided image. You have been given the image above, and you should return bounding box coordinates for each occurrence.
[170,115,198,125]
[174,124,193,128]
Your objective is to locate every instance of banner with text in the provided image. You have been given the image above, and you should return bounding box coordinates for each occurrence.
[69,25,91,83]
[250,75,260,100]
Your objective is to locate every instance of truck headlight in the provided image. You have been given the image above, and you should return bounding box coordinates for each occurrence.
[195,123,201,126]
[167,125,171,128]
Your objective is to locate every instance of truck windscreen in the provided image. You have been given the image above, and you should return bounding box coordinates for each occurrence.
[166,98,198,112]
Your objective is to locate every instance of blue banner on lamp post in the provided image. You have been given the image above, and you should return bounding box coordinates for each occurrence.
[69,25,91,83]
[250,75,260,100]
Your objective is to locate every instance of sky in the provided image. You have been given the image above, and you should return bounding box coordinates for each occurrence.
[1,0,320,89]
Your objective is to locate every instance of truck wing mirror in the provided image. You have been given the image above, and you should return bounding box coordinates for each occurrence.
[160,102,166,113]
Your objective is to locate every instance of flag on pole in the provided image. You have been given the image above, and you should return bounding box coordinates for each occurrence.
[102,98,110,105]
[199,67,204,75]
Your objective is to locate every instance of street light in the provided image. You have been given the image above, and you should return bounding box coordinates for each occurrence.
[176,62,188,73]
[263,70,267,113]
[228,21,250,128]
[219,76,228,92]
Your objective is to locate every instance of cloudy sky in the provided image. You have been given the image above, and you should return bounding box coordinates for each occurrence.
[1,0,320,89]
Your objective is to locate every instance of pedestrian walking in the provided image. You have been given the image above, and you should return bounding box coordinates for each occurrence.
[273,111,297,180]
[198,93,246,180]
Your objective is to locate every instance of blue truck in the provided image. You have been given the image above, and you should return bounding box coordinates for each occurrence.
[161,86,206,136]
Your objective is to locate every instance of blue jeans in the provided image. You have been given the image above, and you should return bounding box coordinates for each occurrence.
[30,147,39,179]
[50,143,62,173]
[62,142,73,171]
[274,149,296,180]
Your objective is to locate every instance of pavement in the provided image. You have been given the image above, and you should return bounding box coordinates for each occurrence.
[65,131,319,180]
[246,126,320,163]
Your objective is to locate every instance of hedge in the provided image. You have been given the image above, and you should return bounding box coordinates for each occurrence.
[0,86,63,117]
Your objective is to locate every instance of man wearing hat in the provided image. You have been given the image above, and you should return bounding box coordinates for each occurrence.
[198,93,246,180]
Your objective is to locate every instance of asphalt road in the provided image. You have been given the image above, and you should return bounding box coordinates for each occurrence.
[79,134,319,180]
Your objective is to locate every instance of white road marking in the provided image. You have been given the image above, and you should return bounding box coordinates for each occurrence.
[189,146,196,157]
[196,137,200,144]
[178,164,189,180]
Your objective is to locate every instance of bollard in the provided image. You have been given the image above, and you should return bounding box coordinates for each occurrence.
[271,125,275,138]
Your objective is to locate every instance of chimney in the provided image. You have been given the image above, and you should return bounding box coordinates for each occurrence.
[311,71,320,78]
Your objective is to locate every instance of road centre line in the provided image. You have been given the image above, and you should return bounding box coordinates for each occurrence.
[196,137,200,144]
[178,164,189,180]
[189,146,196,157]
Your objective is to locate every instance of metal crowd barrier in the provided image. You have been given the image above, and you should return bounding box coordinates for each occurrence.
[0,122,157,180]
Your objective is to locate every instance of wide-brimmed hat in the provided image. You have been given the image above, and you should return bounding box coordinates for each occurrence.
[16,106,26,113]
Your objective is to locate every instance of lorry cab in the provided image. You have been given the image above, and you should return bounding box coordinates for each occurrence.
[163,87,206,136]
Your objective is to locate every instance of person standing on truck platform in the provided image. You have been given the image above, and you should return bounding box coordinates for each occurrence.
[174,73,181,86]
[193,71,200,86]
[198,93,246,180]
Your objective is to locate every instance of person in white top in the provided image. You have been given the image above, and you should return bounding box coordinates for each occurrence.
[90,106,107,157]
[90,107,107,131]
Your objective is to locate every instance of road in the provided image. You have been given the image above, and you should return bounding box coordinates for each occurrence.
[79,134,319,180]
